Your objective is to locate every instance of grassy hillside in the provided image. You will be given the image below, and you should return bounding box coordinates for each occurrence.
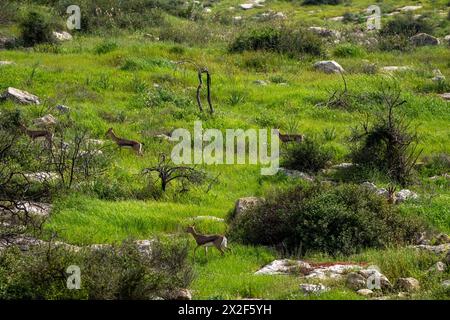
[0,0,449,299]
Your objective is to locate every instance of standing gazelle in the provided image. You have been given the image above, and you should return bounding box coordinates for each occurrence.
[105,127,144,156]
[276,130,305,143]
[19,123,53,146]
[186,226,231,261]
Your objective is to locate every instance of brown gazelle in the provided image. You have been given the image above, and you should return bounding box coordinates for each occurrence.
[186,226,231,261]
[276,130,305,143]
[105,127,143,156]
[19,123,53,146]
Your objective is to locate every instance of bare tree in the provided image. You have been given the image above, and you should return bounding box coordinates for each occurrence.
[143,153,206,192]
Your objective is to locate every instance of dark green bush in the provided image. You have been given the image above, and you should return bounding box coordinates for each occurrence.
[229,184,426,256]
[380,14,434,38]
[20,11,56,47]
[94,40,118,54]
[0,239,193,299]
[333,44,365,58]
[230,26,324,57]
[283,139,333,173]
[420,153,450,177]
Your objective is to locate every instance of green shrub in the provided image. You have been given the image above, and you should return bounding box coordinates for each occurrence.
[230,26,324,57]
[20,11,55,47]
[380,14,434,38]
[0,239,193,299]
[229,184,426,256]
[282,139,333,173]
[420,153,450,177]
[378,34,413,52]
[333,44,365,58]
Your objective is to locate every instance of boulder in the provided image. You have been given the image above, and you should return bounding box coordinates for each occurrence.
[395,278,420,292]
[234,197,264,216]
[346,272,367,290]
[278,168,314,181]
[357,289,374,297]
[33,114,57,127]
[395,189,418,204]
[1,87,40,105]
[381,66,410,73]
[399,5,422,12]
[14,202,52,218]
[439,93,450,101]
[305,263,362,280]
[255,259,311,275]
[428,261,446,273]
[410,33,440,46]
[313,60,345,74]
[240,3,254,10]
[53,31,72,41]
[299,283,329,295]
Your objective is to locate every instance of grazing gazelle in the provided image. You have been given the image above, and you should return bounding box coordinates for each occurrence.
[276,130,305,143]
[186,226,231,261]
[19,123,53,146]
[105,127,143,156]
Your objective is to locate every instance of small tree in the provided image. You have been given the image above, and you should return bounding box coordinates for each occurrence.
[350,81,422,185]
[20,11,55,47]
[143,153,206,192]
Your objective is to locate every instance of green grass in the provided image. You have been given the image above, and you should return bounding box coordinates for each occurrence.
[1,0,450,300]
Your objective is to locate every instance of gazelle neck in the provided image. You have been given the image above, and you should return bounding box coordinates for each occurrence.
[108,130,119,141]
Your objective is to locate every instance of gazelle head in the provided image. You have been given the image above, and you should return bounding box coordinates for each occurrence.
[105,127,114,137]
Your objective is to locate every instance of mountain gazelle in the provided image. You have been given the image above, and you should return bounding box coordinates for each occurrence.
[186,225,231,261]
[105,127,144,156]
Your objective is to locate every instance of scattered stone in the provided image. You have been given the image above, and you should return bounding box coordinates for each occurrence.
[255,259,311,275]
[278,168,314,181]
[430,173,450,180]
[399,5,422,12]
[358,268,393,291]
[411,244,450,255]
[53,31,72,41]
[169,288,192,300]
[253,80,268,86]
[0,236,45,252]
[445,251,450,265]
[439,93,450,101]
[435,233,450,245]
[14,202,52,218]
[155,133,172,140]
[308,27,339,38]
[55,104,70,113]
[0,36,16,49]
[1,87,40,105]
[0,61,13,66]
[445,35,450,45]
[299,283,329,295]
[397,292,408,298]
[331,162,353,169]
[240,3,254,10]
[203,7,212,13]
[428,261,446,273]
[432,69,445,83]
[395,189,418,203]
[233,16,243,22]
[144,34,159,41]
[329,16,344,22]
[87,139,105,146]
[24,172,59,183]
[442,280,450,288]
[357,289,374,297]
[346,272,367,290]
[361,181,378,191]
[135,239,154,255]
[33,114,57,127]
[313,60,345,74]
[193,216,225,222]
[234,197,264,216]
[395,278,420,292]
[410,33,440,46]
[305,263,362,280]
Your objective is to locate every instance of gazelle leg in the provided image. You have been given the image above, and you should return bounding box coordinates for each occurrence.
[193,245,200,262]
